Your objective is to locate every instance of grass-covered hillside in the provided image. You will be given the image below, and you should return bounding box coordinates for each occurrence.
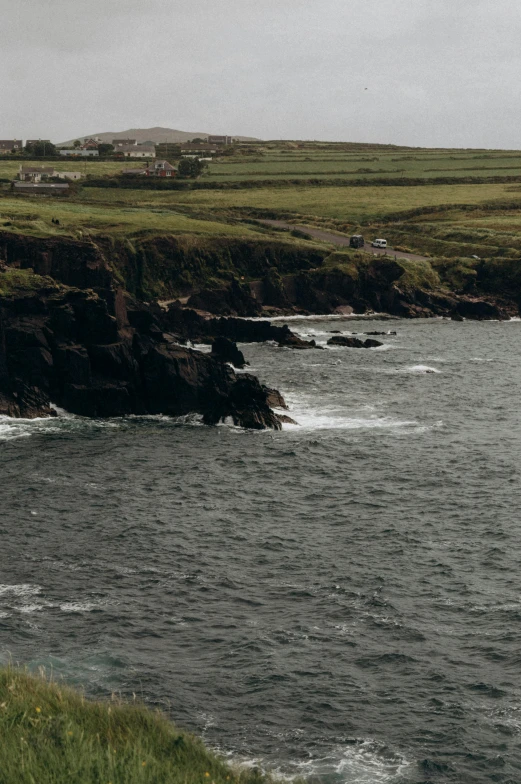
[0,668,271,784]
[2,140,521,298]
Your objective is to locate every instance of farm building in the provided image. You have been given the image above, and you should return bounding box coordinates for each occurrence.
[207,135,232,145]
[18,166,82,182]
[13,182,70,195]
[0,139,23,153]
[116,145,156,158]
[180,143,218,155]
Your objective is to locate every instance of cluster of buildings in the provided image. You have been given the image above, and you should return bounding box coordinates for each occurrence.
[2,133,237,193]
[0,134,236,158]
[17,165,82,182]
[0,139,52,153]
[13,165,82,194]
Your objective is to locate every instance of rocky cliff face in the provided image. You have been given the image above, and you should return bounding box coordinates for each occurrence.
[0,277,282,429]
[249,257,518,320]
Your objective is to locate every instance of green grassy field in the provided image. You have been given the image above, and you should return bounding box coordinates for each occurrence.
[0,195,265,239]
[0,668,275,784]
[200,144,521,183]
[77,182,519,221]
[3,142,521,261]
[206,151,521,181]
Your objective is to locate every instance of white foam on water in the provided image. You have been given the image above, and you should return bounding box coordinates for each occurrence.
[255,740,412,784]
[406,364,441,374]
[245,313,395,323]
[0,411,121,442]
[0,419,33,441]
[0,584,41,597]
[0,410,209,442]
[333,740,412,783]
[49,403,76,418]
[59,602,100,613]
[281,408,418,432]
[18,603,46,614]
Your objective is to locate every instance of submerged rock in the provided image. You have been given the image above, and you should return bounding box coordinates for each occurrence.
[278,331,318,349]
[327,336,383,348]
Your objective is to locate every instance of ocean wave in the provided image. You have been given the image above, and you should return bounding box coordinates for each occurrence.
[406,364,441,374]
[59,602,103,613]
[0,584,41,598]
[282,739,411,784]
[244,313,398,323]
[281,414,418,431]
[0,411,207,442]
[280,399,419,431]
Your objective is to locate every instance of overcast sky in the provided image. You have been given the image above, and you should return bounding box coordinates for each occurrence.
[2,0,520,148]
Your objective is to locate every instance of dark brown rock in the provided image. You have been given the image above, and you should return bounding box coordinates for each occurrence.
[211,337,248,368]
[327,336,383,348]
[277,413,298,425]
[278,332,318,349]
[0,285,285,430]
[187,279,262,317]
[262,386,288,409]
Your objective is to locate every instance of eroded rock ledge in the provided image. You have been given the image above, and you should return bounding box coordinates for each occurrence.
[0,280,283,430]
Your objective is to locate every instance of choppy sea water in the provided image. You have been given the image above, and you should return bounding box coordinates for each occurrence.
[1,317,521,784]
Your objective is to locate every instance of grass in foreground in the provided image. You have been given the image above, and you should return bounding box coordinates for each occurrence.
[0,668,270,784]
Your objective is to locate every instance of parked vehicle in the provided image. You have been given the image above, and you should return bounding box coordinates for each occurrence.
[371,238,387,249]
[349,234,365,249]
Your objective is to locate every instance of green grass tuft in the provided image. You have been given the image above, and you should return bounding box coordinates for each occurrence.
[0,668,275,784]
[0,268,60,297]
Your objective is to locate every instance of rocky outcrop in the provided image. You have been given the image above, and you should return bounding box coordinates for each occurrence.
[187,279,262,317]
[202,373,282,430]
[243,255,518,321]
[0,231,113,290]
[0,280,284,429]
[211,337,247,368]
[262,386,288,409]
[327,336,383,348]
[163,303,318,348]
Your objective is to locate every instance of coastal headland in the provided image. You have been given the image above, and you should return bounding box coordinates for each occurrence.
[3,137,521,431]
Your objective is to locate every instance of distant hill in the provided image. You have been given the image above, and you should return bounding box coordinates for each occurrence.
[59,127,259,146]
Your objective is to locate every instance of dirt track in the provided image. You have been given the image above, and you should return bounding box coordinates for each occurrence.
[258,219,429,262]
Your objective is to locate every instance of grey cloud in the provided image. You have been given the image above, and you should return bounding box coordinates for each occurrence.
[1,0,520,147]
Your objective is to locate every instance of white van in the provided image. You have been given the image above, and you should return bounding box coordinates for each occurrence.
[371,238,387,249]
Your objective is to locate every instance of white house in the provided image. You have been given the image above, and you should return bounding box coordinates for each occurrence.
[116,144,156,158]
[57,171,83,180]
[18,166,83,182]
